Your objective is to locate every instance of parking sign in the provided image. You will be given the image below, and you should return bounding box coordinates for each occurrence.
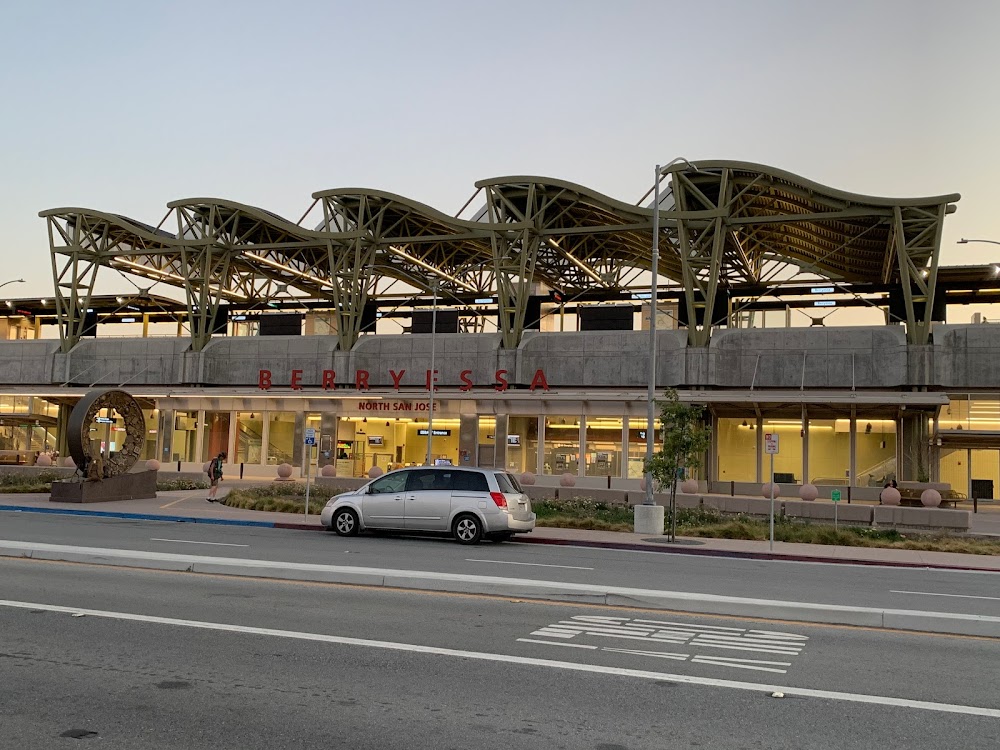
[304,427,316,446]
[764,432,779,454]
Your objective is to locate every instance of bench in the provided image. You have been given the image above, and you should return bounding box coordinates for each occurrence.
[895,488,962,509]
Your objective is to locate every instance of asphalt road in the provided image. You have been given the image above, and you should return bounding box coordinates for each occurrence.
[1,558,997,750]
[1,510,999,618]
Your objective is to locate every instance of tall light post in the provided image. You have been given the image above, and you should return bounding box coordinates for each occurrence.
[0,278,25,292]
[958,238,1000,246]
[425,279,439,465]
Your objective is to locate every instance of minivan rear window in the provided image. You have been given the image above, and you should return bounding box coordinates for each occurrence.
[495,473,522,493]
[452,471,489,492]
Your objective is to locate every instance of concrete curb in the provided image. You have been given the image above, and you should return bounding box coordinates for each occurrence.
[517,536,1000,573]
[1,540,998,638]
[3,503,999,573]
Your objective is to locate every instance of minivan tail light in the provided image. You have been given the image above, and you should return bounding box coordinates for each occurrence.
[490,491,508,508]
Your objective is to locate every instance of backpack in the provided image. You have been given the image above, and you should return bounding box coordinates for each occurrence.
[207,457,222,480]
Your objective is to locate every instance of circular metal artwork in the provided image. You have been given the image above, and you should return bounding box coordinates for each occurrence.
[67,389,145,477]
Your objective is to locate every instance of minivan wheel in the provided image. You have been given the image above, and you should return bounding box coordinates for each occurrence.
[333,508,360,537]
[453,514,483,545]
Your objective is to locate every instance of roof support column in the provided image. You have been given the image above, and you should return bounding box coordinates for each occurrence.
[892,204,945,346]
[47,216,101,354]
[484,185,541,350]
[179,243,231,352]
[320,196,378,351]
[675,168,731,347]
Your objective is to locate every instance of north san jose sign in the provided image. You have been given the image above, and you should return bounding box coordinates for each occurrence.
[257,368,550,393]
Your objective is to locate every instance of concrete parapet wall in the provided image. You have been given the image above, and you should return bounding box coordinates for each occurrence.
[64,338,190,386]
[785,500,873,524]
[873,506,971,530]
[313,477,367,493]
[0,340,60,385]
[524,486,557,502]
[8,322,1000,390]
[557,487,629,506]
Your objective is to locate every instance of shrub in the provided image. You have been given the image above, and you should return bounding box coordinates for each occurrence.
[156,479,209,491]
[0,472,64,493]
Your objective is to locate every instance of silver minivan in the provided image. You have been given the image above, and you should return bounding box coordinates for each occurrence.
[320,467,535,544]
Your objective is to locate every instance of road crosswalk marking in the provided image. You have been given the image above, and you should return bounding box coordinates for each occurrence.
[521,615,809,674]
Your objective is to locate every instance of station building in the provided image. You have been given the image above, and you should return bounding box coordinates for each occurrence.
[5,161,1000,501]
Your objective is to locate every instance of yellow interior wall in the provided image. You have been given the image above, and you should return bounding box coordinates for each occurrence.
[716,419,757,482]
[940,448,968,495]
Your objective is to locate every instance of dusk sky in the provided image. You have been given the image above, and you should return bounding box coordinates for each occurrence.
[3,0,999,318]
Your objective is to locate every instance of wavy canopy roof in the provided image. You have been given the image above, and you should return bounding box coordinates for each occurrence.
[41,160,959,300]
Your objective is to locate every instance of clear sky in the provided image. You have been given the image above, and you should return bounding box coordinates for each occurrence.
[2,0,999,313]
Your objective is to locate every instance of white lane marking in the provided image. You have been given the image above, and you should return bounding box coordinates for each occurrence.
[517,638,597,650]
[891,590,1000,602]
[465,559,594,570]
[1,599,995,719]
[602,647,689,661]
[149,538,250,548]
[691,658,788,674]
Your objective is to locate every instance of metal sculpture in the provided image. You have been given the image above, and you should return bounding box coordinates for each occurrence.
[67,389,145,478]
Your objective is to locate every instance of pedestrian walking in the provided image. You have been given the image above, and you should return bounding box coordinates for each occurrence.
[207,451,226,502]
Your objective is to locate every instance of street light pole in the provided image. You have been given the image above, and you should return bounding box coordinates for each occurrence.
[644,165,662,507]
[0,278,26,292]
[958,238,1000,246]
[425,280,439,466]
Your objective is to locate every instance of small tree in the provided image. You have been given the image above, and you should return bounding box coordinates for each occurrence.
[644,389,712,541]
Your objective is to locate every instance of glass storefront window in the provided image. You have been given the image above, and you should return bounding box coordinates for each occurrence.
[201,411,230,462]
[626,418,663,479]
[939,399,970,430]
[235,412,263,464]
[761,418,803,484]
[142,408,159,460]
[171,411,198,463]
[585,417,622,477]
[506,416,539,474]
[807,419,850,486]
[544,416,580,476]
[266,412,297,465]
[716,418,757,482]
[404,416,460,467]
[855,418,896,487]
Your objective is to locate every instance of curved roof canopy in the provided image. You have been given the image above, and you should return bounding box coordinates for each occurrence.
[41,160,959,300]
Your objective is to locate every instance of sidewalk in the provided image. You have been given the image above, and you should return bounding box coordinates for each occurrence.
[2,488,999,572]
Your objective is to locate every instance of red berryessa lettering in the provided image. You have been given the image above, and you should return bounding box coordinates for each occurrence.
[257,367,547,391]
[494,369,509,392]
[529,369,549,392]
[459,369,474,392]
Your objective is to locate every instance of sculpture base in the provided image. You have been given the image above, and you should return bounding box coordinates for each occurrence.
[50,470,158,503]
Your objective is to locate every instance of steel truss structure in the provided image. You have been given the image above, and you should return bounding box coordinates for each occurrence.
[40,161,959,354]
